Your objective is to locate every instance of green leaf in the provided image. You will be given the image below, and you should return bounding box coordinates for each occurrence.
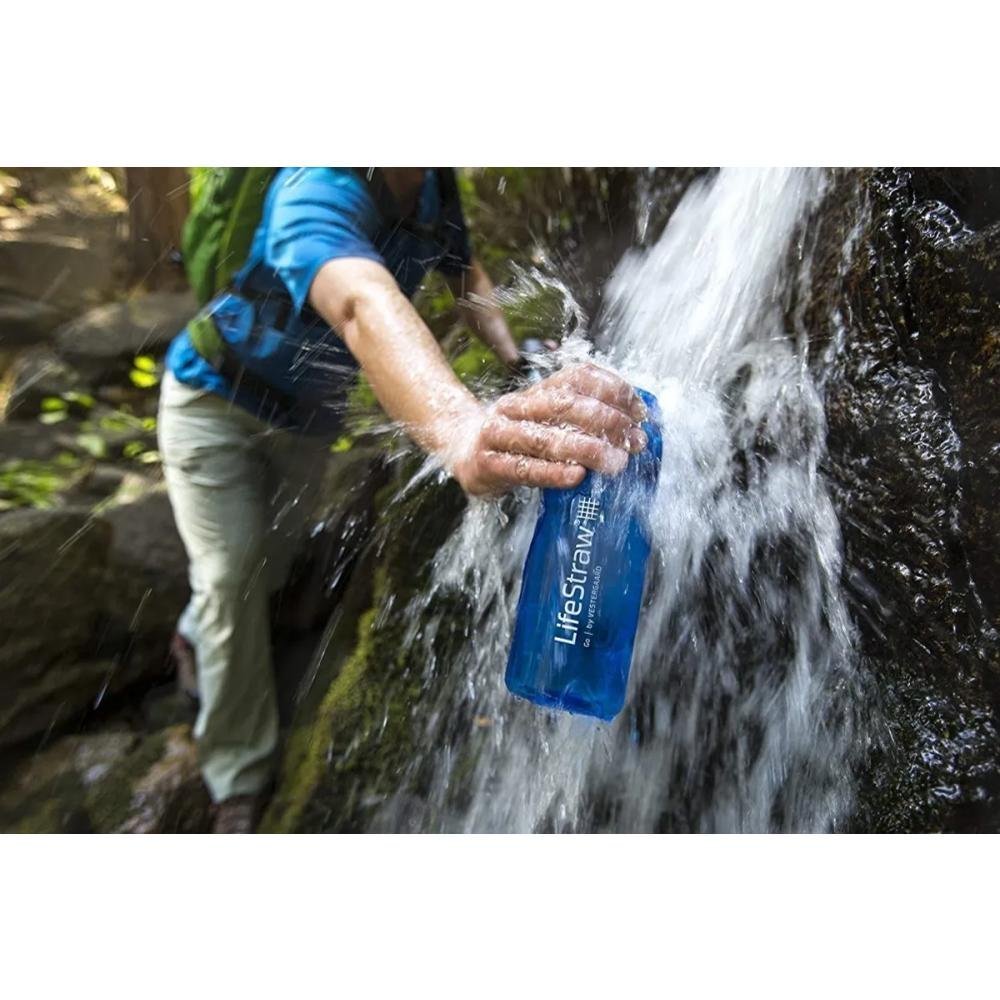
[62,391,95,409]
[41,396,68,412]
[122,441,145,459]
[329,436,353,454]
[133,354,158,373]
[39,410,69,425]
[76,433,108,459]
[137,449,161,464]
[129,369,159,389]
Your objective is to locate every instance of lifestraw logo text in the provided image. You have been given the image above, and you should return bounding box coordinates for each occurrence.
[553,495,601,646]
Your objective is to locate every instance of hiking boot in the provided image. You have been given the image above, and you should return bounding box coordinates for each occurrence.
[212,794,264,834]
[169,631,199,703]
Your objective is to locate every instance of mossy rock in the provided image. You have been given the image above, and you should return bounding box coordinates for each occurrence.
[0,724,209,833]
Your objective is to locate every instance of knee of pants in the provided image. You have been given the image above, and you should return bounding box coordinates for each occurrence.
[189,540,271,601]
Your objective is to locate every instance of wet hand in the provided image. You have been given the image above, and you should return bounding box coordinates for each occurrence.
[452,363,648,496]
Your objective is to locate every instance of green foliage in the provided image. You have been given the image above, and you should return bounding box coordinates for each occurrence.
[75,433,107,460]
[36,390,95,426]
[450,340,496,384]
[0,454,81,510]
[62,390,95,409]
[129,354,160,389]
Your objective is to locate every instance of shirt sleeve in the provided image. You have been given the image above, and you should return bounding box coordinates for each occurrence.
[264,168,385,314]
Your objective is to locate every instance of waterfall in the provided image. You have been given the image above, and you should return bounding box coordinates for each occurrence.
[376,167,869,833]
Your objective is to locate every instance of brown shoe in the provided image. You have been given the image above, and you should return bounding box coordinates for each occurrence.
[212,794,263,834]
[169,632,199,703]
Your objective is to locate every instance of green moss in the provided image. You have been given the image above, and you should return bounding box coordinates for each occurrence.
[84,729,169,832]
[262,607,380,833]
[263,468,471,832]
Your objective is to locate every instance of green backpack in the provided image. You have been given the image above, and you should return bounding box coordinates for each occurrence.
[182,167,276,305]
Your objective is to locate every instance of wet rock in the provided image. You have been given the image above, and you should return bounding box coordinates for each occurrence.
[0,507,111,672]
[0,292,66,349]
[54,290,196,381]
[0,508,113,746]
[115,725,209,834]
[140,684,197,731]
[62,463,129,506]
[903,213,1000,621]
[0,232,117,325]
[0,345,83,421]
[0,728,138,833]
[0,422,76,462]
[97,476,189,670]
[0,490,187,748]
[263,469,468,834]
[0,724,210,833]
[811,169,1000,831]
[0,658,126,750]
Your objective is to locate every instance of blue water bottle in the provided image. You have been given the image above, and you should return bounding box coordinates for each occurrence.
[505,388,662,721]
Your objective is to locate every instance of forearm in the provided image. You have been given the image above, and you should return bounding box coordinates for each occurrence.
[310,260,482,467]
[451,259,520,366]
[309,256,645,497]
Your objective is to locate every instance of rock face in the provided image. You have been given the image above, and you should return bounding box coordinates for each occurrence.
[0,481,189,749]
[54,290,196,381]
[0,422,77,462]
[0,345,82,421]
[0,724,210,833]
[265,168,1000,834]
[99,478,190,672]
[798,169,1000,831]
[0,233,118,345]
[0,508,114,745]
[0,293,66,349]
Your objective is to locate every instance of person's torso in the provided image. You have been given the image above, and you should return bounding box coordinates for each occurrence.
[166,168,468,435]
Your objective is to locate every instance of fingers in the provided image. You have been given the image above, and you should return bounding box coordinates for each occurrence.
[496,388,646,452]
[472,361,648,495]
[548,363,647,421]
[478,450,587,492]
[483,414,629,476]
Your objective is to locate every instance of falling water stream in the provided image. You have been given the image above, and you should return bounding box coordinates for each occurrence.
[364,167,871,833]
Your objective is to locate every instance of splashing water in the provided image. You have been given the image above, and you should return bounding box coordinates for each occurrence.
[376,167,869,833]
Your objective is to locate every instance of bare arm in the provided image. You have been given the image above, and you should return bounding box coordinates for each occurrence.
[309,257,647,496]
[446,258,521,368]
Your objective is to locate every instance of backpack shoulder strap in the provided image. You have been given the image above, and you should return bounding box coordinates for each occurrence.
[353,167,461,234]
[352,167,401,222]
[435,167,459,209]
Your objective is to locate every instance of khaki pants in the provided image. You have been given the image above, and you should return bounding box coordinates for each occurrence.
[158,372,326,801]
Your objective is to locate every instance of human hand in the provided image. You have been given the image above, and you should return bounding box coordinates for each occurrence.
[451,362,648,496]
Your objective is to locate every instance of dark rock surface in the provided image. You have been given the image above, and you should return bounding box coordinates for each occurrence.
[0,292,66,349]
[0,233,117,333]
[813,169,1000,831]
[54,290,196,381]
[98,478,190,671]
[267,168,1000,834]
[0,345,82,421]
[0,508,113,745]
[0,723,209,833]
[0,422,78,462]
[0,481,188,750]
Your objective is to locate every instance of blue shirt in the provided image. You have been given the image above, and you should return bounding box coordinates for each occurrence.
[166,167,471,431]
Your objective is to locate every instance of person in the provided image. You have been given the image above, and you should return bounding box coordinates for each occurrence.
[158,167,649,833]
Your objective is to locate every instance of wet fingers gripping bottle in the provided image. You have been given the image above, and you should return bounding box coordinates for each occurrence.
[505,388,662,721]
